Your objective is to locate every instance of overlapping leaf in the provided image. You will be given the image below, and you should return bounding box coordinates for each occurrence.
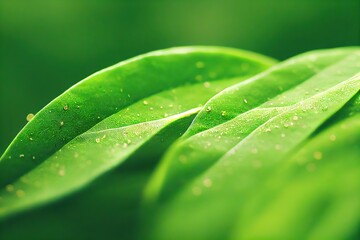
[0,47,275,219]
[231,114,360,240]
[0,46,359,240]
[143,48,360,240]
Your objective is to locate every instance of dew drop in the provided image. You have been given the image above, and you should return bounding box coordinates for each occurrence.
[179,155,187,164]
[203,178,213,188]
[26,113,35,122]
[205,106,212,112]
[60,121,64,127]
[63,105,69,111]
[293,116,299,121]
[29,137,33,141]
[20,176,29,183]
[16,189,25,198]
[196,61,205,68]
[195,75,203,81]
[143,100,149,105]
[19,154,25,158]
[306,163,316,172]
[203,82,211,88]
[221,111,226,116]
[6,184,14,192]
[58,168,66,176]
[265,128,271,133]
[95,138,101,143]
[243,99,248,104]
[329,134,336,141]
[313,151,323,160]
[208,72,217,78]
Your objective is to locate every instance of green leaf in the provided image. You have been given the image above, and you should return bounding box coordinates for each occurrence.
[1,46,359,240]
[231,115,360,240]
[0,47,275,219]
[143,48,360,240]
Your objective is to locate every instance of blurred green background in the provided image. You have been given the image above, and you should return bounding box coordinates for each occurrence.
[0,0,359,153]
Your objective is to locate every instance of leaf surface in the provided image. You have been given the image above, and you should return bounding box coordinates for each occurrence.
[0,46,275,186]
[0,47,275,219]
[232,115,360,240]
[143,48,360,240]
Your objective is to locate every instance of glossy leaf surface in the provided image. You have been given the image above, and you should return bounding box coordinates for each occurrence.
[0,46,275,187]
[1,47,359,240]
[0,47,275,219]
[143,48,360,240]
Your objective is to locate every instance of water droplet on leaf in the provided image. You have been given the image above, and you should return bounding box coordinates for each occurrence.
[26,113,35,122]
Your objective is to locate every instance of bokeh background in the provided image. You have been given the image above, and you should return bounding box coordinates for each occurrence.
[0,0,359,153]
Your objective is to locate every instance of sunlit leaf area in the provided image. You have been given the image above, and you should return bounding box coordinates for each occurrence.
[0,1,359,240]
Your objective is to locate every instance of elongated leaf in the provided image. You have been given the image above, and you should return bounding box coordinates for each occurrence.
[231,115,360,240]
[0,118,192,240]
[0,109,198,218]
[1,46,359,240]
[143,48,360,240]
[145,47,360,201]
[0,46,276,187]
[0,47,275,219]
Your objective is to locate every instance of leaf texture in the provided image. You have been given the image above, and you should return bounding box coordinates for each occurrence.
[0,47,275,219]
[143,48,360,240]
